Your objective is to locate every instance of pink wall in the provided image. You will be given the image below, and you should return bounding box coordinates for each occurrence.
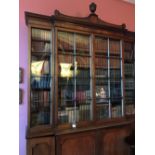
[19,0,134,155]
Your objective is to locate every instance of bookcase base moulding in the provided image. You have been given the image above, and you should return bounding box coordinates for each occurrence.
[27,119,134,155]
[25,3,135,155]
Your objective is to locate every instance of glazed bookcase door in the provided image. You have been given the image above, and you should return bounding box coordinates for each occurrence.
[57,31,93,125]
[109,39,123,118]
[124,42,135,115]
[95,37,109,119]
[94,37,124,120]
[30,28,53,127]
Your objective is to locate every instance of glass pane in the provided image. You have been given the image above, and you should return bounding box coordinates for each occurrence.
[110,80,122,118]
[109,40,122,118]
[110,58,120,69]
[58,53,74,107]
[32,41,51,53]
[76,34,90,55]
[31,56,51,89]
[79,102,91,121]
[96,83,109,120]
[30,28,52,127]
[96,104,109,119]
[124,42,134,61]
[109,40,120,56]
[95,37,108,55]
[76,55,90,68]
[31,91,50,126]
[111,99,122,118]
[95,37,109,120]
[124,63,135,77]
[58,31,74,52]
[32,28,51,41]
[96,79,108,98]
[110,80,122,98]
[95,56,108,69]
[125,79,135,90]
[124,42,135,115]
[110,69,121,79]
[125,99,135,115]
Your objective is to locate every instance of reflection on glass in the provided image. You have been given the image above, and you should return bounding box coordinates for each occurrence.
[60,63,72,78]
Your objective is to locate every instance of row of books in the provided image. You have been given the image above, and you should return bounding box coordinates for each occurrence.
[125,104,135,115]
[31,42,51,53]
[110,59,120,68]
[95,38,121,51]
[95,57,121,68]
[124,42,133,51]
[58,31,74,51]
[95,38,108,51]
[31,110,50,126]
[124,51,134,60]
[109,40,120,51]
[58,104,91,124]
[59,89,91,102]
[32,28,51,41]
[58,31,89,51]
[58,54,121,70]
[110,69,121,79]
[31,91,50,112]
[95,69,108,78]
[125,91,135,98]
[125,97,135,103]
[95,78,108,85]
[110,40,121,56]
[110,50,121,56]
[124,63,134,75]
[96,79,122,86]
[58,54,90,67]
[97,104,135,119]
[58,77,91,86]
[95,57,107,68]
[125,79,135,89]
[110,92,122,99]
[97,104,109,119]
[76,34,89,51]
[74,55,90,67]
[112,105,122,118]
[76,70,91,78]
[31,75,51,89]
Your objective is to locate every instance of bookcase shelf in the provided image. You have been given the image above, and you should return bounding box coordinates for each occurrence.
[32,39,51,42]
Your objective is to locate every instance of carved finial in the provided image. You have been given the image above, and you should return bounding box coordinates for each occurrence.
[54,10,60,15]
[89,2,97,14]
[122,23,126,29]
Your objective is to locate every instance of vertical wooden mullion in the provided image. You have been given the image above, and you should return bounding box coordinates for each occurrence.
[108,38,111,118]
[120,40,124,116]
[73,32,77,125]
[91,34,96,121]
[121,40,125,117]
[50,27,55,125]
[54,27,58,126]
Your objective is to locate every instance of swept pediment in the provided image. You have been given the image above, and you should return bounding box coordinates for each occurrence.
[51,3,127,32]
